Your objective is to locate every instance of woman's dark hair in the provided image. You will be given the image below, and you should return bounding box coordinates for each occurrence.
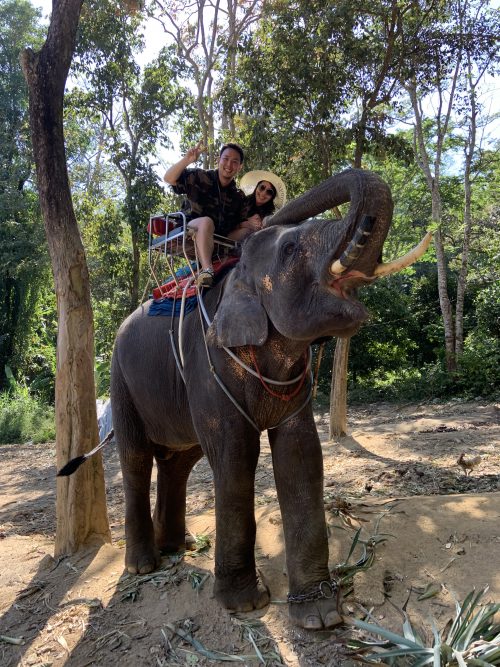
[245,180,276,217]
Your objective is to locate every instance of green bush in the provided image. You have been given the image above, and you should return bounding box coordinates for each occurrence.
[0,388,55,444]
[455,330,500,397]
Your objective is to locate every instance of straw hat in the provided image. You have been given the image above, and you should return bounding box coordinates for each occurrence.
[239,170,287,209]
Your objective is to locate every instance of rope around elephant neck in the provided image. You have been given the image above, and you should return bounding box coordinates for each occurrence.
[196,288,313,432]
[197,288,312,385]
[249,346,309,401]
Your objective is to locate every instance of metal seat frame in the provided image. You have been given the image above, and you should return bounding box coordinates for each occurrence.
[147,211,239,291]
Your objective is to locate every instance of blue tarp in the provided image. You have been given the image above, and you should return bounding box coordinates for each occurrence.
[148,296,198,317]
[148,263,198,317]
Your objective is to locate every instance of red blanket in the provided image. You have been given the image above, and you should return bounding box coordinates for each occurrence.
[152,257,239,300]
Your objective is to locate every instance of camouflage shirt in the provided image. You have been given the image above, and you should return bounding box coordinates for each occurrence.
[172,168,246,237]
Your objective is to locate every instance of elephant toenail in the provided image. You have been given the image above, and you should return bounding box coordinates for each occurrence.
[324,610,343,628]
[304,615,323,630]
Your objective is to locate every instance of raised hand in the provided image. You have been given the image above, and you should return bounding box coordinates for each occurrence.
[185,140,206,164]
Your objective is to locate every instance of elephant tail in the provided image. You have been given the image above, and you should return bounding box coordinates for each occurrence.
[56,429,114,477]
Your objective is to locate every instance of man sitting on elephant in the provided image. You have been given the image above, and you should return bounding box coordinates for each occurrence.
[164,141,249,288]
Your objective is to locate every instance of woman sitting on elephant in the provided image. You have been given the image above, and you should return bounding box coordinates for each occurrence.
[230,170,287,239]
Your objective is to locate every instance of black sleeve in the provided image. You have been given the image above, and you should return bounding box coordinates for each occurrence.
[171,168,200,196]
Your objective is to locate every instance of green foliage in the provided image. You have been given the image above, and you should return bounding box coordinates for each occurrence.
[94,357,111,399]
[0,0,44,220]
[314,260,500,403]
[228,0,418,191]
[431,282,500,400]
[349,587,500,665]
[0,0,498,413]
[0,387,55,445]
[455,329,500,398]
[0,0,52,393]
[69,1,191,310]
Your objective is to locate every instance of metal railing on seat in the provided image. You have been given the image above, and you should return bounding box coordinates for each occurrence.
[147,211,240,291]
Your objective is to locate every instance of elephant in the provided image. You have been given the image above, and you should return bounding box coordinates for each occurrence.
[110,168,429,630]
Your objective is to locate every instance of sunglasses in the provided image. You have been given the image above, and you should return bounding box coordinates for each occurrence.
[257,183,275,197]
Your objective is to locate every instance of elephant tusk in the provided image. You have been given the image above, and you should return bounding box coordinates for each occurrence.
[330,259,347,275]
[373,231,433,277]
[329,215,376,276]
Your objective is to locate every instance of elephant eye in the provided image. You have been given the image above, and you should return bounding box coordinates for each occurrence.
[281,241,296,257]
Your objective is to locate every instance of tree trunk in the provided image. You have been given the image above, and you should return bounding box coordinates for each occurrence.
[455,169,473,357]
[328,103,364,436]
[434,223,456,372]
[407,80,457,373]
[21,0,110,556]
[329,338,350,438]
[455,55,477,357]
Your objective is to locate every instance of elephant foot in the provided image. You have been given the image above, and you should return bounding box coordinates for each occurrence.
[288,585,343,630]
[214,575,270,612]
[125,542,161,575]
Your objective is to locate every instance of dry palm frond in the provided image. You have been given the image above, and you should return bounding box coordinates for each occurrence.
[232,617,286,665]
[325,497,401,531]
[0,635,25,645]
[163,617,286,663]
[186,569,210,592]
[346,586,500,665]
[115,558,182,601]
[185,533,211,558]
[334,527,393,591]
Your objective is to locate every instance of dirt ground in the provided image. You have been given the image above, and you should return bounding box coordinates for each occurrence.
[1,398,500,666]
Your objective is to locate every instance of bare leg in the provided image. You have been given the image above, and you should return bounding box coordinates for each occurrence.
[188,216,215,270]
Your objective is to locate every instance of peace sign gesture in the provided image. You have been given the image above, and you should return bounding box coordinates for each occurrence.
[185,140,206,164]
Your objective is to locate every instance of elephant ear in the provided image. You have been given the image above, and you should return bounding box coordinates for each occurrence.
[207,273,268,348]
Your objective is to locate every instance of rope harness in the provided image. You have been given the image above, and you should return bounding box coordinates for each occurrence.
[249,346,309,401]
[167,266,313,433]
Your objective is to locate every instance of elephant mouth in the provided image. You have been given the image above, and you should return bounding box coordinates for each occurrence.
[328,270,376,300]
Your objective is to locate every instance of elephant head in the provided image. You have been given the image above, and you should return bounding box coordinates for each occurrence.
[208,168,430,348]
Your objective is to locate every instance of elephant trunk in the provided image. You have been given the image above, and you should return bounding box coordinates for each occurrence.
[266,168,394,278]
[266,168,390,228]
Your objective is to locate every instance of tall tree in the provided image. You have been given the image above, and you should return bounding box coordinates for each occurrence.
[402,0,499,372]
[151,0,262,165]
[455,2,498,357]
[329,0,410,436]
[233,0,414,434]
[73,0,186,309]
[0,0,47,390]
[21,0,111,555]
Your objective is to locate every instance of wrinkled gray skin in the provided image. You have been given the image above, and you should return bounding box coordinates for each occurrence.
[111,168,393,630]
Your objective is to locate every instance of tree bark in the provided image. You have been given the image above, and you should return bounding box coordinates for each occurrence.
[433,205,456,371]
[329,338,350,438]
[21,0,110,556]
[456,53,478,357]
[407,79,457,372]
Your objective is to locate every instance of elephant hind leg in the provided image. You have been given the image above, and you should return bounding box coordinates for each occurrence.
[153,445,204,553]
[112,365,160,574]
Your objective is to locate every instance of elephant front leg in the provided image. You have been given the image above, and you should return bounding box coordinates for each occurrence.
[268,412,343,630]
[207,433,270,612]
